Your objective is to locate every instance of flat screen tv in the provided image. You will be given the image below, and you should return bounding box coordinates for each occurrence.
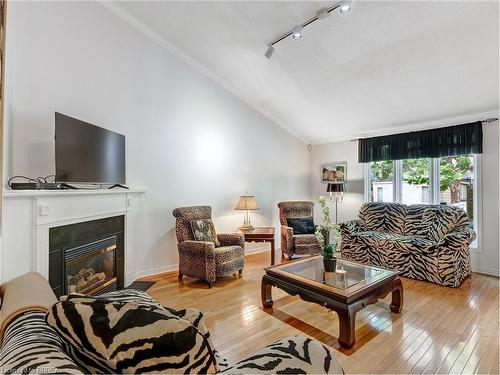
[55,112,125,184]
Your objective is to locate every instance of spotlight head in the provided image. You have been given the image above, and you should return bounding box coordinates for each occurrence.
[339,1,352,14]
[264,45,275,59]
[292,25,303,40]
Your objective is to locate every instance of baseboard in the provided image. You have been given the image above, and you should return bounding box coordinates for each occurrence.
[130,264,178,283]
[128,247,270,284]
[245,247,270,255]
[245,241,271,255]
[472,266,499,277]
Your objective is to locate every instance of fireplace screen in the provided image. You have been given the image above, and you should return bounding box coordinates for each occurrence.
[65,236,117,295]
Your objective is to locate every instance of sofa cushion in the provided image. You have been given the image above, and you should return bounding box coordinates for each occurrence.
[278,201,314,226]
[0,311,83,374]
[190,219,220,246]
[287,217,315,235]
[46,297,218,374]
[418,205,469,241]
[221,336,343,374]
[293,234,318,246]
[356,231,437,253]
[215,245,244,263]
[359,203,407,234]
[292,234,321,256]
[403,204,429,235]
[173,206,213,242]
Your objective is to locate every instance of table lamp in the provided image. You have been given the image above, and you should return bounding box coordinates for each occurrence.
[235,193,259,231]
[327,183,345,224]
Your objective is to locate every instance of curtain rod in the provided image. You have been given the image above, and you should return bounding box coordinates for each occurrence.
[349,117,498,142]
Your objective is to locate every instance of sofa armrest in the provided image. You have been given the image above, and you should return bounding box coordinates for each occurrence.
[341,219,365,234]
[221,336,343,374]
[438,227,476,248]
[0,272,57,344]
[178,240,216,255]
[217,233,245,248]
[177,241,217,283]
[0,311,83,374]
[280,226,294,257]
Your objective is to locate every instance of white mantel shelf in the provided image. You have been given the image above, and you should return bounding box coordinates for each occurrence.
[1,186,147,285]
[3,187,147,198]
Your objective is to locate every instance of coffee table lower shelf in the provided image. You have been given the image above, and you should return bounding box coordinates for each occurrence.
[261,273,403,349]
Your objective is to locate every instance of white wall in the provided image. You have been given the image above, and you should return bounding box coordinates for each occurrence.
[3,1,310,280]
[310,140,364,224]
[310,122,500,276]
[470,121,499,275]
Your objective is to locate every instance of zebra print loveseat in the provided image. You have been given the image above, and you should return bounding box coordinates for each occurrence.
[341,202,475,287]
[0,272,344,374]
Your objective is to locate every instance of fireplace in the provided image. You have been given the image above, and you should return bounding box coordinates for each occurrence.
[49,216,124,298]
[65,236,117,295]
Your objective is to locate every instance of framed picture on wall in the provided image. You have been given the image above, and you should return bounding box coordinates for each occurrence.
[321,162,347,184]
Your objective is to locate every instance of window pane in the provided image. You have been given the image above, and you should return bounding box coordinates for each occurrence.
[402,158,430,204]
[439,155,475,231]
[369,161,394,202]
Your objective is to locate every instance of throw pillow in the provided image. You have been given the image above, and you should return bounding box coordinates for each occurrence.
[190,219,220,246]
[46,298,218,374]
[63,291,213,340]
[287,217,315,235]
[59,290,219,370]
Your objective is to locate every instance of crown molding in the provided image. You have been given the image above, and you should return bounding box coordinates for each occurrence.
[311,109,500,145]
[97,1,309,144]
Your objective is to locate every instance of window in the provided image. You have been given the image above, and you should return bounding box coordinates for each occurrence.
[368,161,394,202]
[438,155,476,232]
[421,186,430,203]
[402,158,430,204]
[364,155,480,248]
[377,187,384,202]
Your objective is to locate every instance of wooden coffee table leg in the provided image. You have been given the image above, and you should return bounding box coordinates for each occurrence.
[337,307,356,348]
[390,278,403,313]
[270,239,275,266]
[261,275,273,308]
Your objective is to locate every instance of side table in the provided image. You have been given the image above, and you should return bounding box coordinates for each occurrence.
[241,227,276,265]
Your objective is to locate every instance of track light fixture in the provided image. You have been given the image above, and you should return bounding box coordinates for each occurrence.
[292,25,304,40]
[264,1,353,59]
[339,1,352,14]
[264,45,275,59]
[316,7,330,20]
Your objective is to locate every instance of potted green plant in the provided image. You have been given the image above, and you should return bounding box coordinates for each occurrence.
[315,196,341,272]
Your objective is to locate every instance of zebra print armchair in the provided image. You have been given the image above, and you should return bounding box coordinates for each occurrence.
[173,206,245,288]
[341,202,475,287]
[278,201,321,260]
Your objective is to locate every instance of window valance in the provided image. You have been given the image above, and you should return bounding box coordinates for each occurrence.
[358,121,483,163]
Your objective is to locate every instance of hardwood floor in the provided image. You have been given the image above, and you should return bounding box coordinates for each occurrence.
[142,252,499,374]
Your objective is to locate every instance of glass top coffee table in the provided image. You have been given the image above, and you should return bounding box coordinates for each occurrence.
[261,256,403,349]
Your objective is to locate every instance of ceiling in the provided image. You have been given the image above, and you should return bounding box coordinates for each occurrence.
[113,1,499,144]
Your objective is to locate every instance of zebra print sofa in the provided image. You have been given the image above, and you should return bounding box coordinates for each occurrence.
[341,203,475,287]
[0,272,343,374]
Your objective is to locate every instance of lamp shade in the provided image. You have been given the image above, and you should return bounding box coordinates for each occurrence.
[327,183,345,193]
[235,195,259,210]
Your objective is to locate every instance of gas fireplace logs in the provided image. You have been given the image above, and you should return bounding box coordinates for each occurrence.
[68,268,106,294]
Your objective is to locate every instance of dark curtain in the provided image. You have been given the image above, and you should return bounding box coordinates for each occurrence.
[358,121,483,163]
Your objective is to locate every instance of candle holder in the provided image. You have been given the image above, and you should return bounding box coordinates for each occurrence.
[335,267,347,288]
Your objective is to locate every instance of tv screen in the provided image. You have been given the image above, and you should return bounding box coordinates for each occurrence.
[55,112,125,184]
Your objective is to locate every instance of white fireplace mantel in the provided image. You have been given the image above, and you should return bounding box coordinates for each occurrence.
[1,188,147,285]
